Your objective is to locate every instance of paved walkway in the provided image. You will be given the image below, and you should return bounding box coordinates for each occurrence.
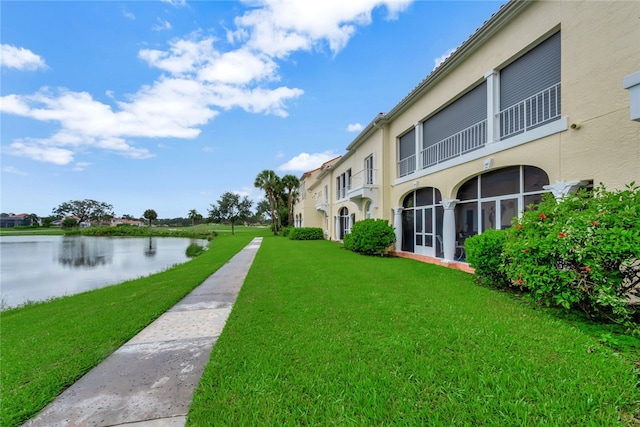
[24,237,263,427]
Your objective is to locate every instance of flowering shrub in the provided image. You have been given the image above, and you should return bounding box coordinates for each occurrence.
[343,219,396,256]
[503,183,640,326]
[465,229,508,287]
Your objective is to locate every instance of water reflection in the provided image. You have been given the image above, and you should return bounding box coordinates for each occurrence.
[0,235,207,309]
[58,236,113,268]
[144,237,157,258]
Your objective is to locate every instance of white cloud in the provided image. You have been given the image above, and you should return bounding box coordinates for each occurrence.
[2,166,28,176]
[7,140,75,165]
[277,151,340,172]
[233,0,412,57]
[161,0,187,7]
[152,18,172,32]
[0,44,47,71]
[433,48,456,70]
[202,146,216,152]
[72,162,92,171]
[2,1,413,166]
[122,8,135,20]
[346,122,363,132]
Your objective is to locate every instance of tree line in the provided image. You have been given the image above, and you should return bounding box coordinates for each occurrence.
[43,169,300,234]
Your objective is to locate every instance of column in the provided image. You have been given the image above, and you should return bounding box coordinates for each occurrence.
[484,69,499,144]
[335,216,341,240]
[392,207,403,251]
[414,122,422,170]
[441,199,459,262]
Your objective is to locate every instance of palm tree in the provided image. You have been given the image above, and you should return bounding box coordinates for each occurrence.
[281,174,300,227]
[254,169,281,234]
[188,209,201,226]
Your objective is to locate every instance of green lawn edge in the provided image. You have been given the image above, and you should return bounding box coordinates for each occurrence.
[0,228,268,426]
[188,237,640,426]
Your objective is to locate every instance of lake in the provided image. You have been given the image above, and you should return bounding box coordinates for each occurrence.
[0,235,207,309]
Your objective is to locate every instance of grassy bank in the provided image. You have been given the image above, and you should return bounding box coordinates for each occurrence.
[0,228,268,426]
[189,238,640,425]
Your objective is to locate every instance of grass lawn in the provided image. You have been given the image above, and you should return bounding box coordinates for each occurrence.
[0,229,269,426]
[189,237,640,426]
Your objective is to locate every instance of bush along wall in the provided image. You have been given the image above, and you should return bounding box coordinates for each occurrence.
[499,183,640,328]
[343,219,396,256]
[289,227,324,240]
[465,229,508,288]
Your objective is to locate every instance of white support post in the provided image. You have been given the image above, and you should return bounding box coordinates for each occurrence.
[393,207,403,251]
[414,122,423,170]
[335,216,341,240]
[484,69,499,144]
[441,199,459,262]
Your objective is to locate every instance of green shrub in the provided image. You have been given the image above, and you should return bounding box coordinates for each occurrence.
[61,218,78,229]
[186,243,206,258]
[503,183,640,326]
[465,229,508,287]
[289,227,324,240]
[280,226,293,237]
[343,219,396,256]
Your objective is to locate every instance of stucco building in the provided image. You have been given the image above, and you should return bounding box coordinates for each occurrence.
[294,0,640,265]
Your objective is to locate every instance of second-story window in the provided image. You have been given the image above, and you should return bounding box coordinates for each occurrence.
[336,169,352,200]
[365,155,374,185]
[398,129,416,178]
[499,31,561,139]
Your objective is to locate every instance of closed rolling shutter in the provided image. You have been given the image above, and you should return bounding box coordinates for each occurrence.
[500,31,561,110]
[423,81,487,148]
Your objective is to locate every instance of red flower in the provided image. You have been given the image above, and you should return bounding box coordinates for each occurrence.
[517,279,524,285]
[592,221,598,227]
[516,224,523,230]
[585,266,591,273]
[523,248,529,254]
[558,232,566,238]
[539,213,546,220]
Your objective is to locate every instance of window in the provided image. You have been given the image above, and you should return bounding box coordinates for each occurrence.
[335,169,351,200]
[499,32,561,139]
[365,155,375,185]
[422,82,487,168]
[455,166,550,238]
[397,129,416,177]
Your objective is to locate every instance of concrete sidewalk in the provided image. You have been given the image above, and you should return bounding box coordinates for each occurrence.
[24,237,263,427]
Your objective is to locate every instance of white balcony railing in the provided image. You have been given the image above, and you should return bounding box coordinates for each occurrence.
[421,119,487,169]
[397,154,416,177]
[350,168,377,190]
[499,83,561,140]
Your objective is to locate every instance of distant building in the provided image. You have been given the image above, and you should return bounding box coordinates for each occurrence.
[110,218,144,227]
[0,213,40,228]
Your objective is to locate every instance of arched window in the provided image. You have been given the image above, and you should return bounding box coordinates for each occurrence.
[401,187,444,258]
[455,166,549,237]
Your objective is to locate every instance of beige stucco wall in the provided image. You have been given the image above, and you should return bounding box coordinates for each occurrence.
[386,0,639,209]
[293,0,640,236]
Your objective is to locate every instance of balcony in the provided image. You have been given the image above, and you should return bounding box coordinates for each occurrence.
[348,169,379,209]
[397,154,416,178]
[314,190,330,215]
[421,119,487,169]
[499,83,561,140]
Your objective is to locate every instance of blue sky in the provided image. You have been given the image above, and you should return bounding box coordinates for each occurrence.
[1,0,505,219]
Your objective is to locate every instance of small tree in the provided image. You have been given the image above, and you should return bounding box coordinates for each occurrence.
[143,209,158,226]
[254,170,281,235]
[209,192,253,235]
